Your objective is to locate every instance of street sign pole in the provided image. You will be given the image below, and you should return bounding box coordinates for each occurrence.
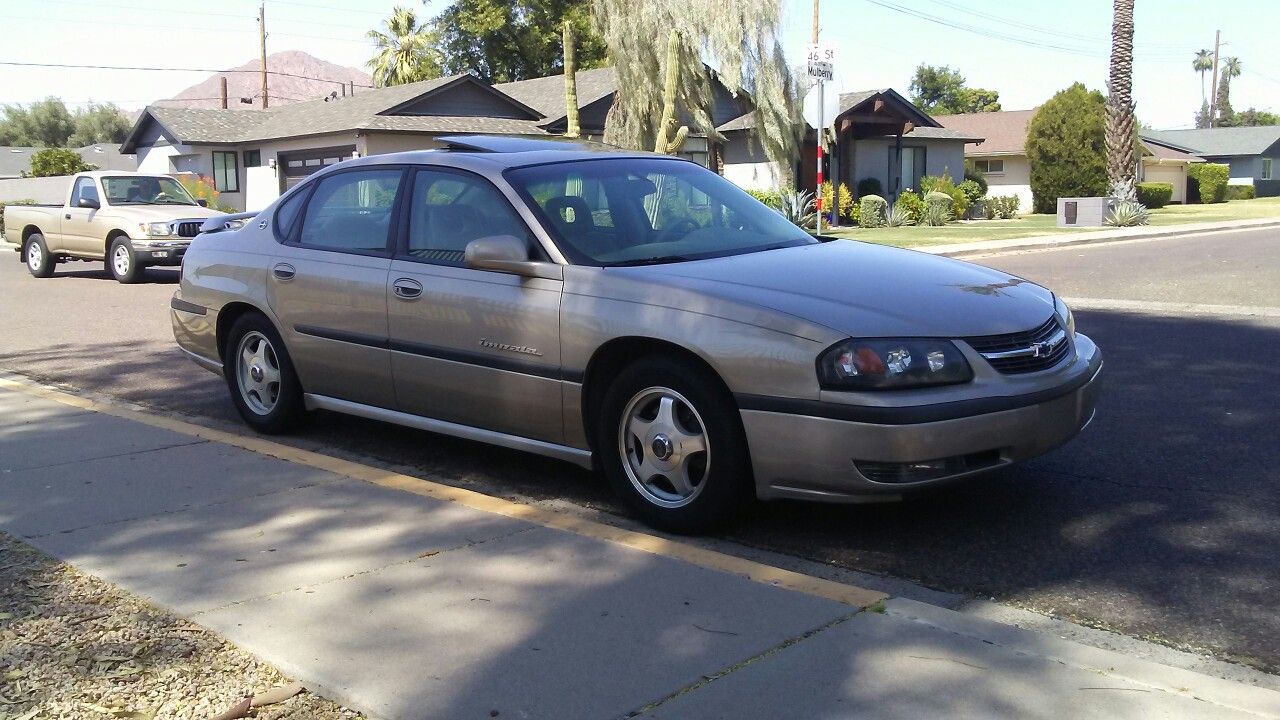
[805,42,836,236]
[816,81,823,235]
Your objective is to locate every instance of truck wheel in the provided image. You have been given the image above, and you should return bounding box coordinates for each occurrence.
[24,234,55,278]
[108,236,142,284]
[598,356,753,534]
[223,312,304,434]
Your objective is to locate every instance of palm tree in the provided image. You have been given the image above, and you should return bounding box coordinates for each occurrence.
[366,6,441,88]
[1193,49,1213,106]
[1106,0,1136,199]
[1216,57,1243,123]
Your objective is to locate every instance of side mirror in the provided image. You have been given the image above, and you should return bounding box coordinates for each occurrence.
[78,197,100,210]
[196,198,209,207]
[464,235,562,280]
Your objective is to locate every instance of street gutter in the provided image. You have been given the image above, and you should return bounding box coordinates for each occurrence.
[927,217,1280,258]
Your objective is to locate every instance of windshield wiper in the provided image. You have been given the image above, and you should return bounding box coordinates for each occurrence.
[610,255,696,267]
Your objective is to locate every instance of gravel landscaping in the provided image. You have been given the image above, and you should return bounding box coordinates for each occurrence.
[0,533,361,720]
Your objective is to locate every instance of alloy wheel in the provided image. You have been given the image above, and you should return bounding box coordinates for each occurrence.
[236,331,282,415]
[618,386,711,508]
[26,242,42,271]
[112,244,131,277]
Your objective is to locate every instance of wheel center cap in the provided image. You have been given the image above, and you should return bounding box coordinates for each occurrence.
[651,434,674,461]
[250,364,264,383]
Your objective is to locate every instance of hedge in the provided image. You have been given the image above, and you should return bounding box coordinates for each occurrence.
[858,194,887,228]
[1136,182,1172,209]
[746,188,783,209]
[1187,163,1229,204]
[1225,184,1257,200]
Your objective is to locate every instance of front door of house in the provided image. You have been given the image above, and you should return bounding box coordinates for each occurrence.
[889,146,926,195]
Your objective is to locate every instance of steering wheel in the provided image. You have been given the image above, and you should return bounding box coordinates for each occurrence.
[655,219,699,244]
[152,193,169,203]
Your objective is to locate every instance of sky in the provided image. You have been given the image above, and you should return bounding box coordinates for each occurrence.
[1,0,1276,130]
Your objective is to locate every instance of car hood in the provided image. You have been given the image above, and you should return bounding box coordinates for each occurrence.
[109,205,222,222]
[629,240,1057,338]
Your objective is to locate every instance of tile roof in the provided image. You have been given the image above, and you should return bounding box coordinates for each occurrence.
[494,67,618,122]
[362,115,547,135]
[1143,127,1280,157]
[932,109,1038,155]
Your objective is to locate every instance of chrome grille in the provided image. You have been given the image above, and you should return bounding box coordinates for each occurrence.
[964,316,1071,375]
[176,222,202,237]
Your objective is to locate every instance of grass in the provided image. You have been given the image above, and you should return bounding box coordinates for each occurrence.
[826,196,1280,249]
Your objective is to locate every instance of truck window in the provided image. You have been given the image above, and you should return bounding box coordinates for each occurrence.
[71,177,99,207]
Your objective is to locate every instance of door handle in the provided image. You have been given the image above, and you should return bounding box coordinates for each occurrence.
[392,278,422,300]
[271,263,296,281]
[65,214,71,220]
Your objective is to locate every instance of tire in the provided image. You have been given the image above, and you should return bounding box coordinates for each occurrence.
[24,234,55,278]
[222,312,304,434]
[598,356,753,534]
[107,236,143,284]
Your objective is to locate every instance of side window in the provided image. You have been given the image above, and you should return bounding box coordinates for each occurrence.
[297,170,403,253]
[273,187,309,240]
[523,173,617,256]
[72,177,98,207]
[405,169,535,266]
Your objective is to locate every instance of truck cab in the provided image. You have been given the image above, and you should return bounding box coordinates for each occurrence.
[6,171,222,283]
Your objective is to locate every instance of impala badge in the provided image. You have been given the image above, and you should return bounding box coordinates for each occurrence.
[480,338,543,357]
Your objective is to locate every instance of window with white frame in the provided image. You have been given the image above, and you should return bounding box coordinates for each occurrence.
[212,151,239,193]
[974,158,1005,174]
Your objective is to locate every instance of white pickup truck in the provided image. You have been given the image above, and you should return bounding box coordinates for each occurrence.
[4,171,222,283]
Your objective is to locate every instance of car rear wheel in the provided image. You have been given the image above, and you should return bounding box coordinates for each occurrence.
[24,234,55,278]
[223,313,304,434]
[108,237,142,284]
[599,357,752,534]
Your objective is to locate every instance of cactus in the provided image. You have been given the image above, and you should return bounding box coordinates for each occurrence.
[562,20,580,139]
[653,30,689,155]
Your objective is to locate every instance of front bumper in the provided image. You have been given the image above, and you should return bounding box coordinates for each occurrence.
[743,344,1102,503]
[132,239,190,265]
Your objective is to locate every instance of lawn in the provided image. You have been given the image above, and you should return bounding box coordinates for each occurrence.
[826,196,1280,248]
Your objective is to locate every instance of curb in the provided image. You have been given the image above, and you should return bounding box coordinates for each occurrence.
[926,218,1280,258]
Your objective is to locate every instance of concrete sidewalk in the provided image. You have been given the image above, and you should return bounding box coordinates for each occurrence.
[925,217,1280,257]
[2,383,1278,719]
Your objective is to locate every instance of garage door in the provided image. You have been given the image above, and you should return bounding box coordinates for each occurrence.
[1144,164,1186,203]
[278,146,356,190]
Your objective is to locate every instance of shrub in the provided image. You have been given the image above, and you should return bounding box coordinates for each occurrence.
[746,188,783,209]
[885,203,914,227]
[919,173,969,219]
[992,194,1021,219]
[176,174,235,213]
[1187,163,1229,204]
[1224,184,1256,200]
[1135,182,1172,208]
[848,201,861,226]
[28,148,96,178]
[776,190,816,229]
[820,181,855,222]
[856,177,882,198]
[958,179,984,205]
[893,191,924,223]
[921,191,954,225]
[858,194,887,228]
[964,167,988,196]
[1026,83,1108,213]
[0,199,39,237]
[1105,200,1150,227]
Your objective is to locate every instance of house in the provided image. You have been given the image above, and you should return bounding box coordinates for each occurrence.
[1142,127,1280,197]
[0,144,136,179]
[936,110,1205,210]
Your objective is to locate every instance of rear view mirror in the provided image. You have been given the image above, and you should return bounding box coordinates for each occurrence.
[197,198,209,207]
[464,235,562,280]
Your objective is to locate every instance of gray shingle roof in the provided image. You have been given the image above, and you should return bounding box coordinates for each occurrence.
[494,67,617,121]
[0,145,136,177]
[1144,127,1280,157]
[906,126,984,141]
[0,146,40,177]
[362,115,547,135]
[144,107,263,144]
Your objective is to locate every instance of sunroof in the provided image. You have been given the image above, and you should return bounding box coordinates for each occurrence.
[436,135,612,153]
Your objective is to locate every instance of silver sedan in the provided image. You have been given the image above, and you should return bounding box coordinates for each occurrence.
[171,137,1101,533]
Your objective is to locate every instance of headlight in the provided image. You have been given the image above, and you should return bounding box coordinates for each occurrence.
[1054,296,1075,335]
[817,339,973,390]
[141,222,173,237]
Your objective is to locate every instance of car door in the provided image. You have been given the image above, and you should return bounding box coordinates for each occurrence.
[387,167,564,443]
[266,167,406,410]
[62,176,101,255]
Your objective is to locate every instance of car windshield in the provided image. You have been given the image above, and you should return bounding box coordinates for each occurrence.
[506,158,816,266]
[102,176,199,206]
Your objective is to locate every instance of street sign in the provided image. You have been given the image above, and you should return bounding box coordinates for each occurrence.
[802,83,840,130]
[807,60,833,82]
[806,43,837,80]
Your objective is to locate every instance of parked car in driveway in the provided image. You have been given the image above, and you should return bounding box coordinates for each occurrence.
[170,136,1101,533]
[4,171,221,283]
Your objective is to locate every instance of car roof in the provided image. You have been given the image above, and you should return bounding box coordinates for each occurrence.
[335,135,688,174]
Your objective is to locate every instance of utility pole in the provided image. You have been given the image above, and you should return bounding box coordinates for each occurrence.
[258,3,269,109]
[220,76,228,109]
[1208,30,1220,127]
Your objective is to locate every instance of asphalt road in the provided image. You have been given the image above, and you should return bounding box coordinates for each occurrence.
[1,227,1277,672]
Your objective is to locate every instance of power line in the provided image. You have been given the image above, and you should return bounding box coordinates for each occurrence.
[0,60,374,88]
[915,0,1190,51]
[41,0,382,29]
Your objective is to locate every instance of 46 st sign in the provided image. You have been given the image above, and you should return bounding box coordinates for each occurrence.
[806,44,836,81]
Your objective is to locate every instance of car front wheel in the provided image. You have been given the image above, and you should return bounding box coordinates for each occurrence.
[108,237,142,283]
[223,313,304,434]
[599,357,752,534]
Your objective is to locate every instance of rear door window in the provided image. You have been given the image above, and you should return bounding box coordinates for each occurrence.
[296,170,403,254]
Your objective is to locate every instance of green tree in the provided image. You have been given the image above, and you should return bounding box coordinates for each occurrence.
[908,65,1001,114]
[366,6,442,88]
[432,0,605,83]
[1192,49,1213,108]
[1220,107,1280,127]
[68,102,131,146]
[594,0,800,171]
[1216,57,1242,123]
[0,98,76,147]
[1026,83,1108,214]
[1105,0,1136,198]
[29,148,95,177]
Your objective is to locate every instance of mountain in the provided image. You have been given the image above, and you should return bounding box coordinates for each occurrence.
[154,50,371,110]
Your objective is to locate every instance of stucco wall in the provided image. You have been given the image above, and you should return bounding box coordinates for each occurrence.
[975,154,1033,214]
[721,131,787,190]
[847,137,968,196]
